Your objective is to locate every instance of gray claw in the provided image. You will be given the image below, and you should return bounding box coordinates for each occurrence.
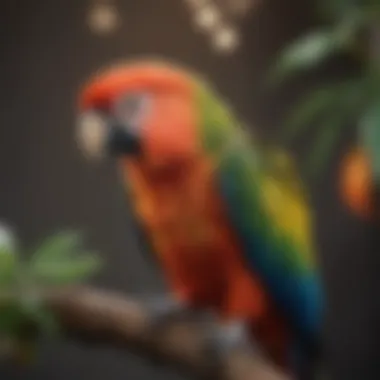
[142,294,194,332]
[203,319,258,369]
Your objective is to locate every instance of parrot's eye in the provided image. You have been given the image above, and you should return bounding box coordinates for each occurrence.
[112,93,151,130]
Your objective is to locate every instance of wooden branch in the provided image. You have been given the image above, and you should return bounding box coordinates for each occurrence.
[34,286,291,380]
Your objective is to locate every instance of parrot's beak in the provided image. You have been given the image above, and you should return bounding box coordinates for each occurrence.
[106,124,142,156]
[76,111,141,161]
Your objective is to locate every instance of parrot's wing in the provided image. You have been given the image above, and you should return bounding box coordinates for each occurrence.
[216,141,323,345]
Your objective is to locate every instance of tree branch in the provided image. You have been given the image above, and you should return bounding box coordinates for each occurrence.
[36,286,291,380]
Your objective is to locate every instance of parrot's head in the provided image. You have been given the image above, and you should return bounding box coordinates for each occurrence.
[76,61,202,172]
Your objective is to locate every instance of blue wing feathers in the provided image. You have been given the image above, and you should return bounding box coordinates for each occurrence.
[217,152,322,346]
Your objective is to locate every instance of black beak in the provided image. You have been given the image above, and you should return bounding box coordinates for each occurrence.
[107,124,142,156]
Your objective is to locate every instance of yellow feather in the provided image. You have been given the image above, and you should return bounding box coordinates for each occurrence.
[260,149,316,267]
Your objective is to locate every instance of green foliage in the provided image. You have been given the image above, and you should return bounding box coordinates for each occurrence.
[318,0,371,22]
[271,0,380,178]
[305,112,345,178]
[0,229,102,345]
[281,84,344,143]
[0,247,18,287]
[271,30,340,84]
[30,231,102,286]
[271,10,369,85]
[282,78,367,142]
[0,302,28,336]
[359,102,380,184]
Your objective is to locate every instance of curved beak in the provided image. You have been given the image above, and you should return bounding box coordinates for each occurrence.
[107,126,141,155]
[76,111,141,161]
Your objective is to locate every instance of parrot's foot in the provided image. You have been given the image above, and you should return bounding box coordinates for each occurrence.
[141,294,197,368]
[202,319,257,375]
[142,294,195,334]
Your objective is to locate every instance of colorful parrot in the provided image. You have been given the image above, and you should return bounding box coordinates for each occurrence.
[76,60,324,379]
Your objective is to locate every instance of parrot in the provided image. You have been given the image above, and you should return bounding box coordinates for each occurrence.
[75,60,324,379]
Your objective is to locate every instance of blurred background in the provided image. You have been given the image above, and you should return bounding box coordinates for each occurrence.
[0,0,379,379]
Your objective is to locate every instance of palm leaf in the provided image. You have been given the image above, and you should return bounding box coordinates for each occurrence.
[359,102,380,185]
[270,30,340,84]
[0,248,18,287]
[29,231,102,286]
[19,295,59,337]
[31,231,82,264]
[302,77,371,179]
[305,114,345,179]
[0,303,26,335]
[281,80,365,144]
[30,252,102,286]
[270,6,371,85]
[319,0,366,20]
[322,0,377,20]
[281,87,339,143]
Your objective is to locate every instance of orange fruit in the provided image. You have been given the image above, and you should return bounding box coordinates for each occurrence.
[339,148,373,218]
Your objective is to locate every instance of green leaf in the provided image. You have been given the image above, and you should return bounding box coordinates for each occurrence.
[0,303,25,335]
[31,253,102,285]
[281,80,365,143]
[359,103,380,184]
[270,30,339,84]
[305,115,344,179]
[281,88,338,143]
[0,248,18,286]
[31,231,82,265]
[319,0,374,22]
[318,1,354,19]
[300,78,370,178]
[33,308,59,337]
[20,297,59,337]
[333,10,369,44]
[29,231,102,286]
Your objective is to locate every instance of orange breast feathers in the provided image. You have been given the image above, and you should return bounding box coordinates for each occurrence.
[120,157,269,322]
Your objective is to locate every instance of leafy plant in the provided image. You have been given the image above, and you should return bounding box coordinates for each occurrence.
[271,0,380,180]
[0,228,102,351]
[29,231,101,287]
